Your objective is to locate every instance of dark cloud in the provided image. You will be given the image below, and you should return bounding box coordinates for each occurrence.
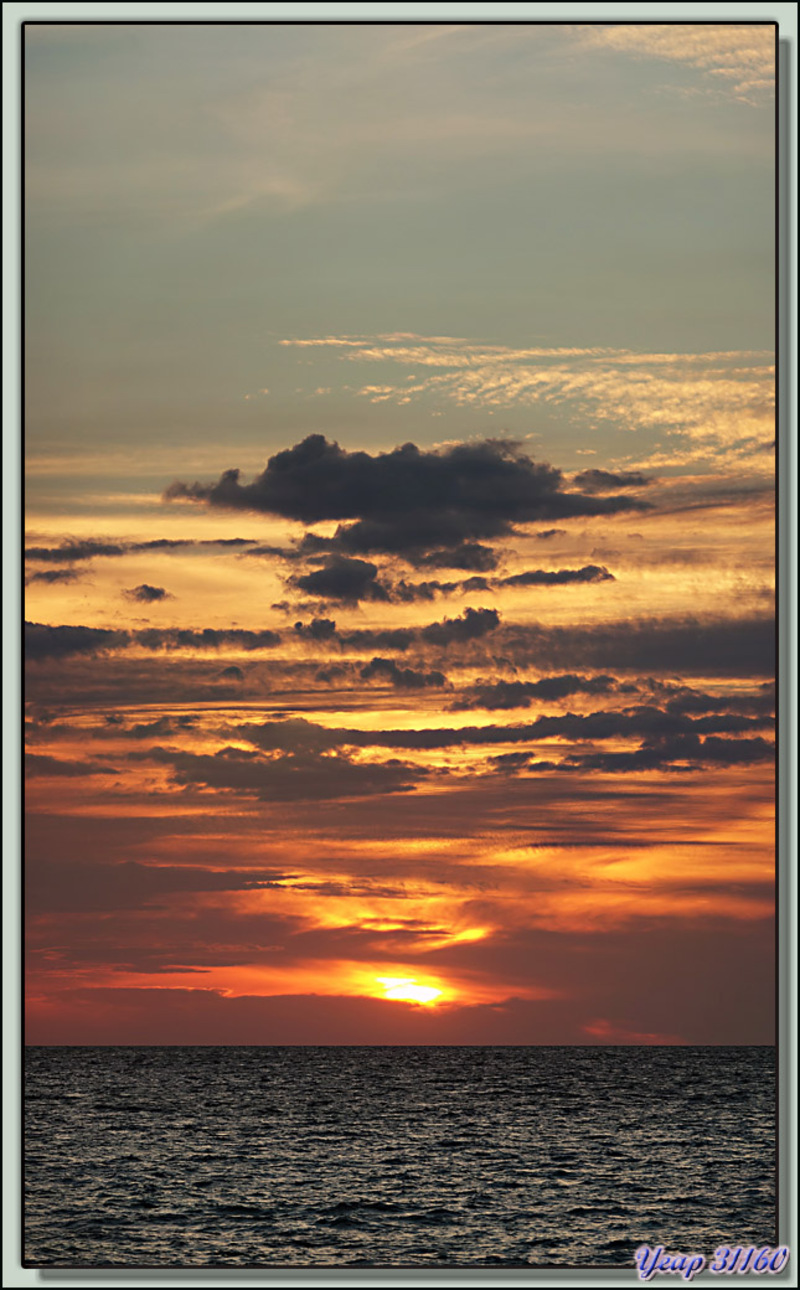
[489,751,535,770]
[296,536,502,576]
[23,655,291,708]
[233,717,343,754]
[534,529,567,540]
[391,580,447,603]
[128,539,194,551]
[25,540,127,564]
[191,538,255,548]
[456,674,619,711]
[391,576,491,603]
[219,665,244,680]
[25,622,285,664]
[293,618,338,641]
[519,705,773,743]
[340,627,415,653]
[26,537,258,564]
[25,622,130,661]
[165,435,651,562]
[315,664,349,683]
[497,565,614,588]
[660,683,775,717]
[135,627,281,651]
[291,555,390,603]
[651,478,775,518]
[289,561,613,608]
[415,543,499,572]
[25,569,83,586]
[131,538,256,551]
[138,744,423,801]
[499,615,775,677]
[122,715,197,740]
[25,753,119,777]
[124,584,172,603]
[252,704,769,754]
[360,657,447,690]
[527,733,774,774]
[288,597,503,653]
[419,607,500,645]
[246,543,300,559]
[694,735,776,764]
[26,858,295,914]
[573,469,652,493]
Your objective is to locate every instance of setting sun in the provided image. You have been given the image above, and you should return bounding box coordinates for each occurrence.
[376,977,443,1006]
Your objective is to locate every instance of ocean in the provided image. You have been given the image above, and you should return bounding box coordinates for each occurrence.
[24,1045,776,1269]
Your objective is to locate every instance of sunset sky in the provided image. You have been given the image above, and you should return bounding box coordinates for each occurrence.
[24,20,776,1045]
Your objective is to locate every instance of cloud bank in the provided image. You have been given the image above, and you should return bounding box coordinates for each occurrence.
[166,436,650,565]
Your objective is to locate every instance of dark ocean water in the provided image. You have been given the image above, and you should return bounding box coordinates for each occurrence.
[24,1046,776,1268]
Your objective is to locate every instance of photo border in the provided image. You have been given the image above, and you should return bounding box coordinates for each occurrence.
[5,4,796,1287]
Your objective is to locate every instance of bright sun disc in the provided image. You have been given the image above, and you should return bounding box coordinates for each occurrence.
[376,976,442,1005]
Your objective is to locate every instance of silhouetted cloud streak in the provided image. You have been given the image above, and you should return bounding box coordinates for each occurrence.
[137,745,424,800]
[501,616,775,676]
[457,674,619,710]
[124,584,172,603]
[26,537,258,564]
[497,565,614,587]
[360,657,447,689]
[25,569,83,586]
[25,622,129,661]
[573,469,652,492]
[419,607,500,645]
[527,733,775,773]
[25,753,119,777]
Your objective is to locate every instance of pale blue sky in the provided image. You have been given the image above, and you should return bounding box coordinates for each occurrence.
[24,21,775,505]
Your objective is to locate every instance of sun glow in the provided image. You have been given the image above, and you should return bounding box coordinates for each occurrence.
[376,976,443,1005]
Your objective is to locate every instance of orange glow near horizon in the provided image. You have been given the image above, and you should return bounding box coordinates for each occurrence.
[24,414,776,1047]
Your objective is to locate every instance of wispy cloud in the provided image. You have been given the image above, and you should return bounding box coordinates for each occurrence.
[577,24,775,106]
[280,335,774,468]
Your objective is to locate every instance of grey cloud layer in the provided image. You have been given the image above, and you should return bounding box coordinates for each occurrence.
[25,613,775,682]
[136,745,424,801]
[25,568,84,587]
[24,607,499,661]
[501,615,775,677]
[572,469,652,493]
[290,559,614,604]
[456,674,621,710]
[526,733,774,774]
[496,565,613,589]
[360,657,447,690]
[25,537,257,564]
[24,622,282,660]
[234,706,773,755]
